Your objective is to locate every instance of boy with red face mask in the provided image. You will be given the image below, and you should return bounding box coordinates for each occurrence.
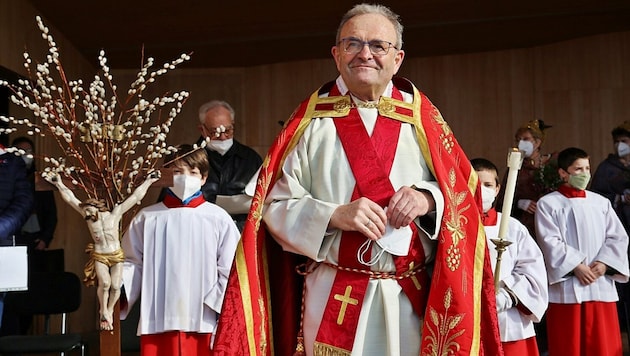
[121,144,240,356]
[536,147,630,356]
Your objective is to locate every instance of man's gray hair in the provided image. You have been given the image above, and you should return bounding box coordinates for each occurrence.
[336,3,403,50]
[198,100,236,124]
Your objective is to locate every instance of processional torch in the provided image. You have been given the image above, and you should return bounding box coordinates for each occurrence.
[491,148,524,292]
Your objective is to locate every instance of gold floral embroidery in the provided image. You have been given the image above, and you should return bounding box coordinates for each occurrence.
[422,287,465,356]
[432,106,452,137]
[440,134,455,154]
[444,168,471,248]
[445,244,461,272]
[333,97,352,113]
[249,157,272,230]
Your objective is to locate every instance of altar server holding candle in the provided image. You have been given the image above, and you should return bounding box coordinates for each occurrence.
[472,158,548,356]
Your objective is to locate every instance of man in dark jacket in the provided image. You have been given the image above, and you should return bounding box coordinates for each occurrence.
[0,140,33,328]
[196,100,262,231]
[0,143,32,244]
[11,137,57,253]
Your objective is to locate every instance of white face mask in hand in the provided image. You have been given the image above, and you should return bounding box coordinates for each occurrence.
[207,138,233,155]
[170,174,202,202]
[357,224,412,266]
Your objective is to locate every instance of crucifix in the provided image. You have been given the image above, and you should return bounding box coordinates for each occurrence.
[37,170,173,356]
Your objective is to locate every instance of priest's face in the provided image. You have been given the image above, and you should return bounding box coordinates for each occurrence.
[332,13,405,101]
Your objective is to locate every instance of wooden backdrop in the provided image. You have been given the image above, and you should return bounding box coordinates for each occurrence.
[2,0,630,345]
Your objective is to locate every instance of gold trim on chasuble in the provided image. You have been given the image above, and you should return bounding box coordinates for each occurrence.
[409,87,486,355]
[238,89,326,355]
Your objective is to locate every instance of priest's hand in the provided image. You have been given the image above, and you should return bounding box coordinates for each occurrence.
[387,186,435,229]
[573,263,598,285]
[329,197,386,241]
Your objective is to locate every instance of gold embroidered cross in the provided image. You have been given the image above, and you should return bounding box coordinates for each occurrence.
[409,262,421,290]
[334,285,359,325]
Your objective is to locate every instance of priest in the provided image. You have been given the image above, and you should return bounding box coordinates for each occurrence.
[213,3,502,355]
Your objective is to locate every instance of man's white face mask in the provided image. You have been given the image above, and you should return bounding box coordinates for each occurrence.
[517,140,534,157]
[617,142,630,157]
[170,174,202,202]
[208,138,233,156]
[22,155,34,169]
[481,185,497,213]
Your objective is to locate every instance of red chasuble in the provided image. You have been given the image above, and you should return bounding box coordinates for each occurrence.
[212,77,503,356]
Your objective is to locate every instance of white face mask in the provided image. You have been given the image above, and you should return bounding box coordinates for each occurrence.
[517,140,534,157]
[618,142,630,157]
[357,225,412,266]
[481,185,496,213]
[22,155,33,169]
[207,138,233,155]
[170,174,202,202]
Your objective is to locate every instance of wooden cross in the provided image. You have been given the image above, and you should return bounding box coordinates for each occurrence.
[334,285,358,325]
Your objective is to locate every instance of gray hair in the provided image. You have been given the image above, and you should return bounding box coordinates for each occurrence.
[198,100,235,124]
[336,3,404,50]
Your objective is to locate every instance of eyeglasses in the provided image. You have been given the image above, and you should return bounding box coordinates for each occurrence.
[337,37,398,56]
[204,125,234,138]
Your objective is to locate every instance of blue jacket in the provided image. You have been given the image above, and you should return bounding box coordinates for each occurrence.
[0,152,33,242]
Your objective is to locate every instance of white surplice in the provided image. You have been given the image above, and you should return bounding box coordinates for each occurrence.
[121,201,240,335]
[263,76,445,356]
[484,212,548,342]
[535,190,630,304]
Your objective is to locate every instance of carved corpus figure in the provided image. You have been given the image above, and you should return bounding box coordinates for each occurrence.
[45,171,160,330]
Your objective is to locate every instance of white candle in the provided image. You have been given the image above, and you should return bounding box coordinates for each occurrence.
[497,149,523,239]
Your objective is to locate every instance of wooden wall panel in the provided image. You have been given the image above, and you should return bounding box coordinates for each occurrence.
[2,2,630,342]
[533,31,630,167]
[0,0,100,337]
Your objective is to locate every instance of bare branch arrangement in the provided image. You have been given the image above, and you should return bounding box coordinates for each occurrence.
[0,16,191,210]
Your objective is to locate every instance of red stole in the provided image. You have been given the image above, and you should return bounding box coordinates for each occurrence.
[314,86,429,353]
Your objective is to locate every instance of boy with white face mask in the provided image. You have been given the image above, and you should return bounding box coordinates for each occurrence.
[472,158,548,355]
[536,147,630,356]
[121,144,240,356]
